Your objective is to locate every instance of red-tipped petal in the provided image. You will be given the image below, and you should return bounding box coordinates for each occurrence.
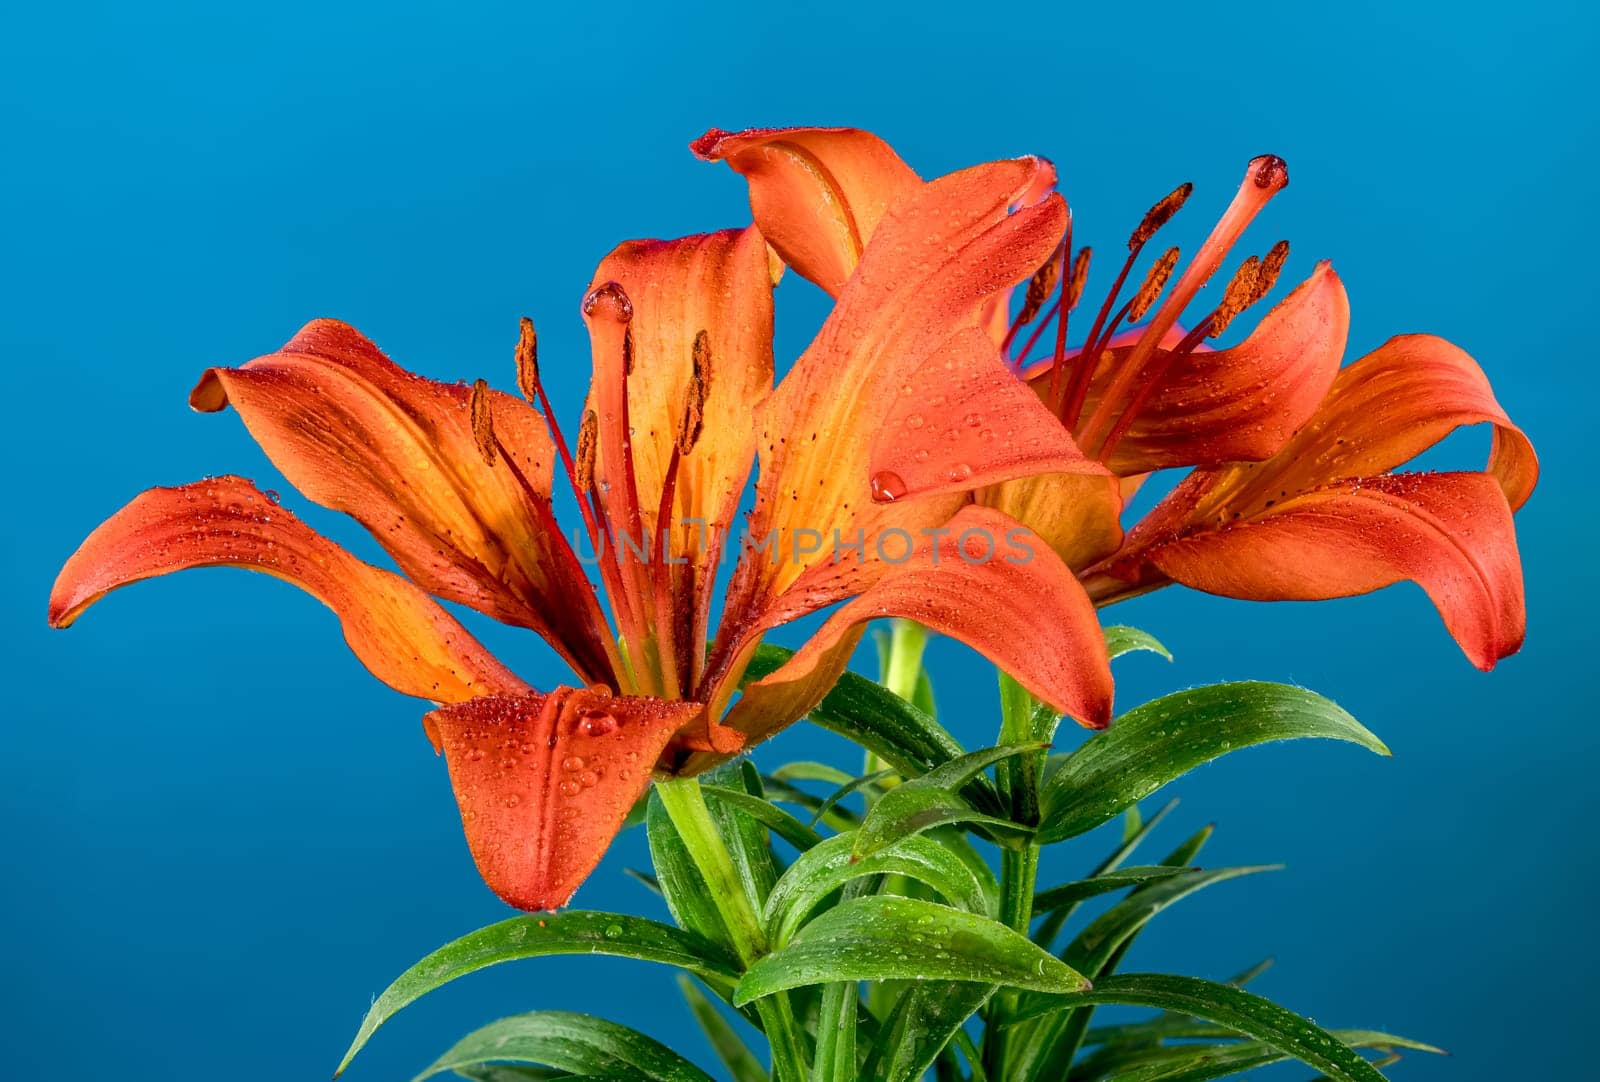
[424,688,700,910]
[1144,472,1525,670]
[692,125,920,296]
[49,476,527,702]
[191,319,613,683]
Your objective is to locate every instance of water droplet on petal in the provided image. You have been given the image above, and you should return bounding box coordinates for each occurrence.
[870,471,908,503]
[946,462,973,482]
[580,712,618,737]
[905,413,925,430]
[562,756,586,772]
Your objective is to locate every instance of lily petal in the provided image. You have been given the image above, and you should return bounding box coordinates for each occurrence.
[721,157,1098,636]
[583,229,775,688]
[191,319,614,683]
[1133,472,1525,670]
[723,506,1114,752]
[48,476,527,702]
[424,688,700,910]
[980,472,1125,570]
[1142,333,1539,530]
[692,125,920,296]
[1030,263,1351,474]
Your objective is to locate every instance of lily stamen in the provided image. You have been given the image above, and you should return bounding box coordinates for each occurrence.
[1079,155,1289,458]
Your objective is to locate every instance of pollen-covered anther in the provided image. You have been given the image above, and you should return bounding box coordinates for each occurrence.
[1252,240,1290,303]
[677,376,706,456]
[1128,247,1180,322]
[1128,182,1194,250]
[691,328,712,385]
[514,317,539,401]
[470,378,497,466]
[575,409,598,491]
[1017,250,1061,325]
[1209,255,1263,338]
[1065,246,1092,309]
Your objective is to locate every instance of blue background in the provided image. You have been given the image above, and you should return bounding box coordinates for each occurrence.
[3,2,1593,1078]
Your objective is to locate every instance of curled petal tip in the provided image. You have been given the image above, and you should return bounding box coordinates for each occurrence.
[689,127,731,159]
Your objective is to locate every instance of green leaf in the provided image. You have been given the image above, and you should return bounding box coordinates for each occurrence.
[450,1066,575,1082]
[336,913,739,1075]
[771,761,859,787]
[702,783,825,852]
[647,790,732,948]
[910,742,1046,794]
[863,982,994,1082]
[734,896,1088,1006]
[1039,683,1388,843]
[414,1010,715,1081]
[1103,625,1172,662]
[811,980,859,1082]
[746,644,998,810]
[764,832,990,945]
[1065,867,1280,977]
[1010,973,1393,1082]
[676,975,767,1082]
[1079,1028,1441,1082]
[808,770,895,827]
[759,775,862,832]
[1033,800,1178,951]
[1031,865,1192,913]
[853,785,1024,861]
[701,762,782,912]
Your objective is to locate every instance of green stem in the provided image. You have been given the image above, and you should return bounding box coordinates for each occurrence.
[881,617,929,702]
[986,670,1043,1079]
[654,775,809,1082]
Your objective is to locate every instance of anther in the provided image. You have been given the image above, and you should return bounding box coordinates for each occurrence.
[1128,182,1193,250]
[575,409,598,491]
[470,379,497,466]
[622,328,635,376]
[1065,246,1092,309]
[1252,240,1290,303]
[1209,256,1262,338]
[691,328,712,384]
[1128,247,1180,322]
[1017,251,1061,326]
[514,317,539,402]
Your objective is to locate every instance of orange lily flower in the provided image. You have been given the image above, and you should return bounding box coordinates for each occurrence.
[49,150,1114,910]
[697,126,1536,670]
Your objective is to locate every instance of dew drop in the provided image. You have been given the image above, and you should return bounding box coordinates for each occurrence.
[580,712,618,737]
[562,756,586,772]
[946,462,973,482]
[870,471,908,503]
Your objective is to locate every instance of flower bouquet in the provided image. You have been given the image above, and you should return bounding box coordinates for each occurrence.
[49,126,1534,1080]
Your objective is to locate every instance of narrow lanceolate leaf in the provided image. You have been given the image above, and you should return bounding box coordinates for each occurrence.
[1103,625,1173,662]
[647,790,732,948]
[677,975,767,1082]
[764,832,990,945]
[863,981,995,1082]
[702,783,826,851]
[1039,683,1388,843]
[852,785,1025,860]
[809,770,895,827]
[1012,974,1393,1082]
[1065,866,1281,977]
[1077,1029,1442,1082]
[336,913,738,1075]
[1031,865,1193,913]
[745,644,999,810]
[702,761,781,911]
[449,1065,572,1082]
[413,1010,715,1081]
[734,896,1087,1006]
[811,979,859,1082]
